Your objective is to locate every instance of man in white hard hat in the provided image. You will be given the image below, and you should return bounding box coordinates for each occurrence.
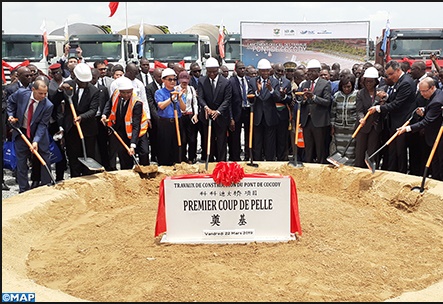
[197,57,232,162]
[52,62,100,177]
[248,58,281,161]
[101,77,150,170]
[298,58,332,164]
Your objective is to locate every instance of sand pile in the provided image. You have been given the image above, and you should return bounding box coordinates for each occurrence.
[2,162,443,302]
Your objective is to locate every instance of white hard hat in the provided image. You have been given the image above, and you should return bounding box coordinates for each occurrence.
[363,67,379,78]
[257,58,272,70]
[306,59,322,69]
[117,77,133,90]
[161,68,176,79]
[73,63,92,82]
[205,57,220,68]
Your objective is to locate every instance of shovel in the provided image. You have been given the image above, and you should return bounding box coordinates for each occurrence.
[327,111,372,167]
[365,108,418,173]
[247,102,258,168]
[289,92,304,168]
[205,117,212,171]
[8,121,56,185]
[66,89,104,172]
[107,124,155,176]
[173,99,182,164]
[411,107,443,193]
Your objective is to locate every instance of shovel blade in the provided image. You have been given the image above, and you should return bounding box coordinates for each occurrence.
[327,152,348,167]
[78,157,104,171]
[364,152,376,174]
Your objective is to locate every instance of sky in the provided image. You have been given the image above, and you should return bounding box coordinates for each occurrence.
[2,2,443,42]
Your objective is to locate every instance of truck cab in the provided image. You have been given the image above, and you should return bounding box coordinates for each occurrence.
[375,28,443,71]
[221,33,241,76]
[2,34,65,84]
[69,34,139,68]
[143,34,211,72]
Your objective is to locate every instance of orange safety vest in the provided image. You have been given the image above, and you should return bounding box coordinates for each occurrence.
[108,89,148,139]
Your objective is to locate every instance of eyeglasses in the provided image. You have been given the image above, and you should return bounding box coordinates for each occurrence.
[419,87,432,94]
[52,71,62,75]
[165,78,177,82]
[98,68,108,71]
[193,70,201,73]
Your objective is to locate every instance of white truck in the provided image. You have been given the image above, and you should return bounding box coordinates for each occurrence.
[142,33,212,72]
[68,33,139,68]
[2,34,65,84]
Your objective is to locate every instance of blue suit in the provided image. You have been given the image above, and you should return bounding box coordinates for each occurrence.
[7,87,53,193]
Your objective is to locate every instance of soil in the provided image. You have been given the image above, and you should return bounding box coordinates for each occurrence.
[2,162,443,302]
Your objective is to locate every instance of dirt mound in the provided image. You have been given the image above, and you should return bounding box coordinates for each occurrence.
[2,162,443,302]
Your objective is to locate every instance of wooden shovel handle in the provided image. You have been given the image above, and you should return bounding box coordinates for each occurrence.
[249,109,254,148]
[352,111,372,138]
[386,119,411,145]
[426,125,443,167]
[174,109,181,146]
[20,134,46,165]
[68,99,84,140]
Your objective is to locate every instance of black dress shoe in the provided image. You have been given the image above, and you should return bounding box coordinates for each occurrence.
[2,182,10,191]
[31,181,40,189]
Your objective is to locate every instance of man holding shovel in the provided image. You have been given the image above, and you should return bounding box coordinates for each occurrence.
[397,77,443,181]
[102,77,150,170]
[7,79,54,193]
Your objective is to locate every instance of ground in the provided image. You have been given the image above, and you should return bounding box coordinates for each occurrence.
[2,162,443,302]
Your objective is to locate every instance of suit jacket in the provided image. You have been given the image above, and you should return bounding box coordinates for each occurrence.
[355,88,383,134]
[380,73,417,130]
[52,80,100,137]
[145,80,161,120]
[7,87,53,148]
[136,72,153,87]
[96,83,110,117]
[299,77,332,128]
[248,76,281,127]
[229,75,251,123]
[197,75,232,127]
[189,76,199,91]
[410,89,443,147]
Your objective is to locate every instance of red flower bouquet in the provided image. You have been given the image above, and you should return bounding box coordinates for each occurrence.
[212,162,245,186]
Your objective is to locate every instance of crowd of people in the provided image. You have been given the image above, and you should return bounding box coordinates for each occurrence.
[2,43,443,193]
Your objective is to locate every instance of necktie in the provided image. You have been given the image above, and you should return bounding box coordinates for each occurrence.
[145,74,149,86]
[310,80,315,91]
[241,78,247,107]
[211,79,216,93]
[27,99,35,138]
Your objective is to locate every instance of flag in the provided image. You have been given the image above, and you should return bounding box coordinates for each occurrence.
[178,60,185,68]
[138,19,144,58]
[154,60,167,69]
[381,19,390,53]
[218,20,225,59]
[40,19,48,57]
[64,19,69,42]
[109,2,119,17]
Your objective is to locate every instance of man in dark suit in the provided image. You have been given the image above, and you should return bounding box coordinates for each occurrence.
[408,61,431,176]
[368,60,417,173]
[298,59,332,164]
[7,80,53,193]
[228,60,251,161]
[273,63,293,161]
[145,67,163,163]
[197,57,232,162]
[91,68,112,171]
[248,58,281,161]
[136,58,153,87]
[397,77,443,181]
[52,63,100,177]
